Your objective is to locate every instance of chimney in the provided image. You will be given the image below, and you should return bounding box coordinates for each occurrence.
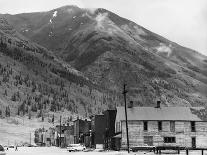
[156,100,161,108]
[128,101,133,108]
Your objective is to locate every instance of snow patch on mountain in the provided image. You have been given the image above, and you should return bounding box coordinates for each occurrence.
[156,43,172,57]
[66,8,74,13]
[86,8,97,14]
[49,11,58,24]
[49,31,53,37]
[95,13,108,29]
[53,11,57,17]
[22,29,29,33]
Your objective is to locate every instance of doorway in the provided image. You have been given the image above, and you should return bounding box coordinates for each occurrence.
[144,136,153,146]
[192,137,196,148]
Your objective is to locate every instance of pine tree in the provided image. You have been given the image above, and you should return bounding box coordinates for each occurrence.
[4,89,7,96]
[7,106,10,117]
[0,109,2,117]
[52,114,54,124]
[42,114,44,122]
[17,107,20,115]
[5,106,10,117]
[28,111,31,119]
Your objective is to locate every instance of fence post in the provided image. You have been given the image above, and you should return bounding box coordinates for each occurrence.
[159,149,161,154]
[201,150,204,155]
[186,149,189,155]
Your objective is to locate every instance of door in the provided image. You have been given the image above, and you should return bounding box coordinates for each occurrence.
[144,136,153,146]
[192,137,196,148]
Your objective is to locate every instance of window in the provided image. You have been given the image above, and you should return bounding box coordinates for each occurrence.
[170,121,175,132]
[158,121,162,131]
[46,138,51,141]
[144,136,153,146]
[116,122,121,132]
[192,137,196,148]
[164,137,176,143]
[191,121,196,132]
[143,121,148,131]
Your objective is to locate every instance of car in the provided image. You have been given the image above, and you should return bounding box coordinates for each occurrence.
[0,145,6,155]
[8,145,14,148]
[67,144,86,152]
[131,144,156,152]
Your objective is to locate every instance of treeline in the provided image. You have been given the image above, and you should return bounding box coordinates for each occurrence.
[0,38,118,119]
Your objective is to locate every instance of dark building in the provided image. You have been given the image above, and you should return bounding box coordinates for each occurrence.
[74,119,91,147]
[64,125,74,146]
[91,115,106,148]
[55,124,74,147]
[55,125,66,147]
[103,109,117,150]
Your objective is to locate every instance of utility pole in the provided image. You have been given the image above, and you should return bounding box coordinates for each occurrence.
[123,83,130,153]
[59,115,62,147]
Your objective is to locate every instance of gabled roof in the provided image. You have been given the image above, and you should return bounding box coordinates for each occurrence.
[116,107,202,121]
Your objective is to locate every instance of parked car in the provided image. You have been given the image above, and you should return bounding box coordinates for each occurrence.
[131,144,155,152]
[67,144,86,152]
[0,145,6,155]
[8,145,14,148]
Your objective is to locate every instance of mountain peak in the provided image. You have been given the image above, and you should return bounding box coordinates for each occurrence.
[52,5,80,12]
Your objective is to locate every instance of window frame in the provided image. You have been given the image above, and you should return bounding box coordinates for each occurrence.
[191,121,196,132]
[158,121,162,131]
[116,122,121,132]
[164,137,176,143]
[143,121,148,131]
[170,121,175,132]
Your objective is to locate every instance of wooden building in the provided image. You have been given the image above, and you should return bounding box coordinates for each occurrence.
[64,125,74,146]
[55,124,74,147]
[115,102,207,148]
[74,119,91,147]
[55,125,66,147]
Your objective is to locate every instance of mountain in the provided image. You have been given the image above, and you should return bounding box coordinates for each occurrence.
[0,5,207,116]
[0,14,114,121]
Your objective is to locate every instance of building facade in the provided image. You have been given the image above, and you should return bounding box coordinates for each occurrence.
[91,115,106,148]
[74,119,91,146]
[115,105,207,148]
[103,110,117,150]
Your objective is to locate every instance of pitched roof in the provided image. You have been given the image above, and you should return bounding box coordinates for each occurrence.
[116,106,201,121]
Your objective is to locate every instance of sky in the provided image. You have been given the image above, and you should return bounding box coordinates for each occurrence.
[0,0,206,56]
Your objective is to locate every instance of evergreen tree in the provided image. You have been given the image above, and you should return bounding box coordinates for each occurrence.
[4,89,7,96]
[52,114,54,123]
[28,110,31,119]
[5,106,10,117]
